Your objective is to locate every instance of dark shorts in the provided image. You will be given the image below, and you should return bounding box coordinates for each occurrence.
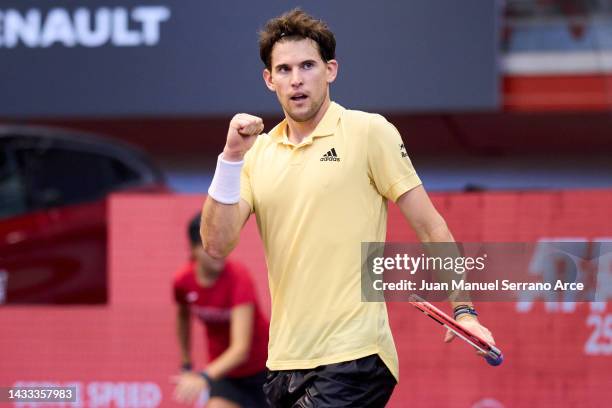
[210,370,269,407]
[263,354,397,407]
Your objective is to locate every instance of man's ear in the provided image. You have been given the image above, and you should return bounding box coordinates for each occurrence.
[326,59,338,84]
[263,69,275,92]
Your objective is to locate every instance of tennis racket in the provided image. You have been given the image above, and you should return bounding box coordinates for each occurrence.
[408,294,503,366]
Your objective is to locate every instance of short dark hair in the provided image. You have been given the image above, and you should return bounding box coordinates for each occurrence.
[188,213,201,246]
[259,8,336,70]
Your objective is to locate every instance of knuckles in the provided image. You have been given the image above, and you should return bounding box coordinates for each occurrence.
[232,113,262,123]
[229,113,264,138]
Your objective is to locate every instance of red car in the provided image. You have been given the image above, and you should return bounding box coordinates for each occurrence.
[0,126,167,304]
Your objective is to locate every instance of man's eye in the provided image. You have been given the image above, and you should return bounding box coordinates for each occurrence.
[278,66,289,73]
[303,62,314,69]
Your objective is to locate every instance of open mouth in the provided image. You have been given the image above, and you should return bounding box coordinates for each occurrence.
[290,94,308,101]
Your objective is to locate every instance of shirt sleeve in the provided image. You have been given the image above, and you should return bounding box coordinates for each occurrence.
[173,278,187,304]
[240,144,256,213]
[367,114,422,202]
[229,263,257,308]
[172,264,192,305]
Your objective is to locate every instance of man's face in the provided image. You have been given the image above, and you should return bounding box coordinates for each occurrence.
[263,38,338,123]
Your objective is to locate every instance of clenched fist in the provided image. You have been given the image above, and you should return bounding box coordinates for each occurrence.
[223,113,264,162]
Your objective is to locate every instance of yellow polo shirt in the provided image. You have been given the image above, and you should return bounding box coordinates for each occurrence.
[240,102,421,381]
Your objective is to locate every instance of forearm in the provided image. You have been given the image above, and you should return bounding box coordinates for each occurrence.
[415,216,454,243]
[426,227,478,319]
[424,224,474,310]
[176,310,191,365]
[397,189,470,308]
[201,198,243,259]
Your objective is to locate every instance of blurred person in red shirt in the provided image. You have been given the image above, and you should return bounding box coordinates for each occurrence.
[172,214,269,408]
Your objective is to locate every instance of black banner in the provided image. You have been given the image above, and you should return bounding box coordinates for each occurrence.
[0,0,500,117]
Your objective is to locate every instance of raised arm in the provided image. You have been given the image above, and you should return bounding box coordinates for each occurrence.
[201,198,251,259]
[201,114,263,258]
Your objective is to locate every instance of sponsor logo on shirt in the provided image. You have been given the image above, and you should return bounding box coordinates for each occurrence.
[321,147,340,162]
[186,291,199,303]
[191,305,231,323]
[399,143,409,159]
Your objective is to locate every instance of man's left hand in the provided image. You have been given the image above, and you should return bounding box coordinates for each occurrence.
[444,315,495,354]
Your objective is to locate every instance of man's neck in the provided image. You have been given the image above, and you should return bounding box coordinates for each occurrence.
[286,98,331,144]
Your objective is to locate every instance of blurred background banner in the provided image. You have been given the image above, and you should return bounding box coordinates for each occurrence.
[0,0,499,117]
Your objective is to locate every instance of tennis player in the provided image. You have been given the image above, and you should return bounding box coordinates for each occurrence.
[201,9,495,407]
[172,214,269,407]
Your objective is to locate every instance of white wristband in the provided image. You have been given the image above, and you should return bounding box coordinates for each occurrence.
[207,154,244,204]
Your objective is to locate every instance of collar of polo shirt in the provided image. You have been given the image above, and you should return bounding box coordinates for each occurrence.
[269,102,343,147]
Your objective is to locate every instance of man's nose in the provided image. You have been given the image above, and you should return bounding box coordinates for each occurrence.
[290,69,303,87]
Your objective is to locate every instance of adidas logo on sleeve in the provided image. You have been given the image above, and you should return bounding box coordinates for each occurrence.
[320,148,340,162]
